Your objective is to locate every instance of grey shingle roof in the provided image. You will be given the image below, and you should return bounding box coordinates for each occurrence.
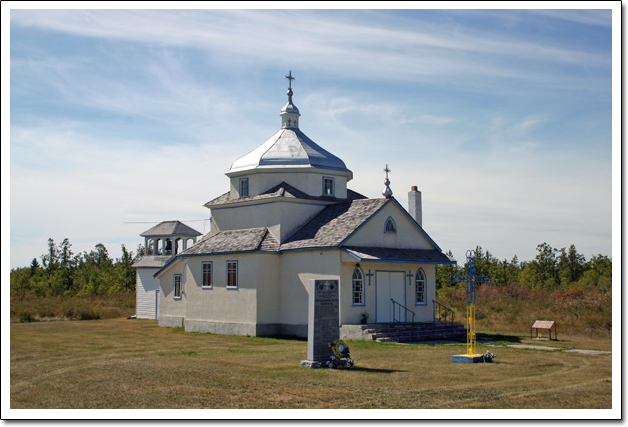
[281,198,388,250]
[179,228,279,255]
[343,246,457,264]
[132,255,173,268]
[204,182,366,208]
[140,221,202,237]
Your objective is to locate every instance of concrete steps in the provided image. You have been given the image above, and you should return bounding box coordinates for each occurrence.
[366,322,467,343]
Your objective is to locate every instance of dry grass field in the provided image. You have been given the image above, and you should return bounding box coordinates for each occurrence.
[10,318,613,410]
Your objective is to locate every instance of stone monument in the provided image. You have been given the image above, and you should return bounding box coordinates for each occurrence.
[300,279,339,368]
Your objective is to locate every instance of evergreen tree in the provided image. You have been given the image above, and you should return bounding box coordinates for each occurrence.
[116,244,136,293]
[531,242,559,289]
[29,258,40,277]
[558,244,585,284]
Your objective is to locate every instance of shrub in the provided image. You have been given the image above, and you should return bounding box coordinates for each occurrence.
[437,283,611,337]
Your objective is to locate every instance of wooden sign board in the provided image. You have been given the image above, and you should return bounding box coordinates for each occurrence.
[531,320,557,340]
[532,320,555,329]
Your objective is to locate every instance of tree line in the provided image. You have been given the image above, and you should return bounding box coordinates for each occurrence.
[10,238,148,299]
[10,239,612,300]
[436,243,612,293]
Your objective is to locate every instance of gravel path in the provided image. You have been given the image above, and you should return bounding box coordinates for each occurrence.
[507,344,611,355]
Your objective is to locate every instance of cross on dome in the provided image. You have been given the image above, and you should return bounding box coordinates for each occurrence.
[285,70,295,91]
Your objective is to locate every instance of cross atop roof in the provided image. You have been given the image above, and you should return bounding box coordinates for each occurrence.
[285,70,295,90]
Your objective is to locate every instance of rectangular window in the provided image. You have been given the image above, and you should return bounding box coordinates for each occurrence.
[415,280,425,304]
[174,274,182,299]
[323,177,335,197]
[202,262,213,288]
[353,281,364,305]
[239,178,249,198]
[352,268,364,306]
[227,261,238,289]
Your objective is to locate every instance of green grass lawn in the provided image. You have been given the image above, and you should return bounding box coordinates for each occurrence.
[10,318,613,410]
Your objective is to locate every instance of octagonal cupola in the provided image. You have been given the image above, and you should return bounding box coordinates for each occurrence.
[225,71,352,201]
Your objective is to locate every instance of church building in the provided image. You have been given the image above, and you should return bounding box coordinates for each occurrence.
[151,72,455,338]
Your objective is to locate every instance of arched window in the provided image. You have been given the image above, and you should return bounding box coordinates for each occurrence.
[352,267,364,305]
[415,268,426,305]
[384,217,397,233]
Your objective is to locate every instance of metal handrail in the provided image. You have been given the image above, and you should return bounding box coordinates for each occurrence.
[433,299,455,325]
[391,299,416,323]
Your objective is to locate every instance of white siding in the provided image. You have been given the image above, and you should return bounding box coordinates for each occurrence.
[136,269,160,319]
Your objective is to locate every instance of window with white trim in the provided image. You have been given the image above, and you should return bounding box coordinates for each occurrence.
[202,262,213,289]
[352,267,365,305]
[415,269,426,305]
[385,217,397,233]
[322,177,335,197]
[239,178,249,198]
[174,274,182,299]
[227,261,238,289]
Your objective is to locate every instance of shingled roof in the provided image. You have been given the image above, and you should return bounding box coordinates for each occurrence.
[281,198,388,250]
[204,182,366,208]
[179,227,279,255]
[140,221,201,237]
[132,255,173,269]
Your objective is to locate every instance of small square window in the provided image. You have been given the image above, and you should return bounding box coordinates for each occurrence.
[323,177,335,197]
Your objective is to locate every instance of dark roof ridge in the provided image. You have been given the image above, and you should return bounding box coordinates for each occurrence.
[204,181,366,208]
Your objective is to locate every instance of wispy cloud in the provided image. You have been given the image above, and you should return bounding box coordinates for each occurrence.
[11,9,610,89]
[526,9,612,27]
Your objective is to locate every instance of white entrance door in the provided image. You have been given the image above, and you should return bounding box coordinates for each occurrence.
[375,271,406,323]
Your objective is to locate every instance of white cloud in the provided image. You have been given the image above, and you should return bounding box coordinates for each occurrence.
[10,123,233,266]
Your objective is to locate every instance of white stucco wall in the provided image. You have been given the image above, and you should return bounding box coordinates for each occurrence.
[278,250,341,327]
[210,200,326,242]
[229,170,349,200]
[180,254,258,326]
[255,254,280,325]
[157,260,187,327]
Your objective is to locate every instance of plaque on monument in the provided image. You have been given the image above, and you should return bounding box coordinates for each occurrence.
[301,279,340,368]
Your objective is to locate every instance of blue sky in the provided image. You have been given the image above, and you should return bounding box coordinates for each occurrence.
[5,5,618,269]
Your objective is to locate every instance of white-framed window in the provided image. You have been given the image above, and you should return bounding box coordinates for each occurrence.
[415,269,426,305]
[174,274,182,299]
[227,261,238,289]
[385,217,397,233]
[239,177,249,197]
[202,261,213,289]
[322,176,335,197]
[352,266,365,306]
